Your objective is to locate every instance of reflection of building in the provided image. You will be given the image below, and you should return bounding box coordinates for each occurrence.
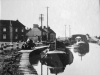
[26,24,56,42]
[0,20,25,42]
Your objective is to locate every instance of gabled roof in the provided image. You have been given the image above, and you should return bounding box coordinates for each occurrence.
[0,20,25,27]
[0,20,11,25]
[43,27,56,34]
[71,34,88,42]
[26,29,34,37]
[48,28,56,34]
[38,27,47,33]
[26,27,47,37]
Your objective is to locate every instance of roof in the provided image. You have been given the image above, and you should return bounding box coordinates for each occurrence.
[43,27,56,34]
[47,50,66,54]
[26,29,34,37]
[71,34,88,42]
[48,28,56,34]
[26,27,47,37]
[38,27,47,33]
[0,20,25,27]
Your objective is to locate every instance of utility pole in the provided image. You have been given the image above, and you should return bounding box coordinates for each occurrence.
[65,25,66,40]
[46,6,49,75]
[39,14,44,75]
[69,25,71,37]
[46,6,49,41]
[39,14,44,42]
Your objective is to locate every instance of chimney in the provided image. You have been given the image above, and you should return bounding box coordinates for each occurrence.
[48,26,50,29]
[43,26,46,29]
[33,24,39,28]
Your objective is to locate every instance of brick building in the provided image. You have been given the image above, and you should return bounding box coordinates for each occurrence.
[0,20,26,42]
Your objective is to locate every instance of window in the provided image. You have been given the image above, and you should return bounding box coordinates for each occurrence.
[15,28,18,32]
[3,34,6,39]
[3,28,6,32]
[15,35,18,39]
[22,29,24,32]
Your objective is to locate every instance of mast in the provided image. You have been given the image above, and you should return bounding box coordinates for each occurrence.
[65,25,66,40]
[54,28,56,51]
[69,25,71,37]
[40,14,43,42]
[46,6,49,41]
[46,6,49,75]
[39,14,44,75]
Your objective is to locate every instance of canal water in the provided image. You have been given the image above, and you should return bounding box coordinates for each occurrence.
[19,43,100,75]
[33,43,100,75]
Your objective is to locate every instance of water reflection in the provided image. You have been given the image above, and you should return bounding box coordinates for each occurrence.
[49,67,64,74]
[73,43,89,60]
[29,47,74,74]
[29,46,48,65]
[29,43,100,75]
[42,48,73,74]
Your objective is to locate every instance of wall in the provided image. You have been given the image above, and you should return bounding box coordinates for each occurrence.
[50,33,56,41]
[33,28,41,36]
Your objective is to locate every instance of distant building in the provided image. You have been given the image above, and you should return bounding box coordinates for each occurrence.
[26,24,47,42]
[43,26,56,42]
[26,24,56,42]
[0,20,26,42]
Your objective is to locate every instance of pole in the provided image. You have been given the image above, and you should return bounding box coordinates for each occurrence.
[65,25,66,40]
[56,67,57,75]
[46,7,49,75]
[40,14,43,75]
[10,20,13,42]
[46,6,49,41]
[55,39,56,50]
[81,55,82,61]
[41,62,43,75]
[56,72,57,75]
[81,49,82,61]
[69,25,71,37]
[47,66,48,75]
[47,53,49,75]
[40,14,43,42]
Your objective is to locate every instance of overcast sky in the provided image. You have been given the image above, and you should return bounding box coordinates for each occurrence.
[0,0,100,37]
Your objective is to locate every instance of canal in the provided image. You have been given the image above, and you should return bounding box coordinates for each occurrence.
[19,43,100,75]
[33,43,100,75]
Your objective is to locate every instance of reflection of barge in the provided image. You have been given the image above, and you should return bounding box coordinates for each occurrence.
[29,45,49,65]
[70,34,89,51]
[41,49,74,74]
[29,45,74,74]
[49,67,65,74]
[73,39,89,60]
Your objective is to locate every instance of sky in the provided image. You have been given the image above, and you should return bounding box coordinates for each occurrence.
[0,0,100,37]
